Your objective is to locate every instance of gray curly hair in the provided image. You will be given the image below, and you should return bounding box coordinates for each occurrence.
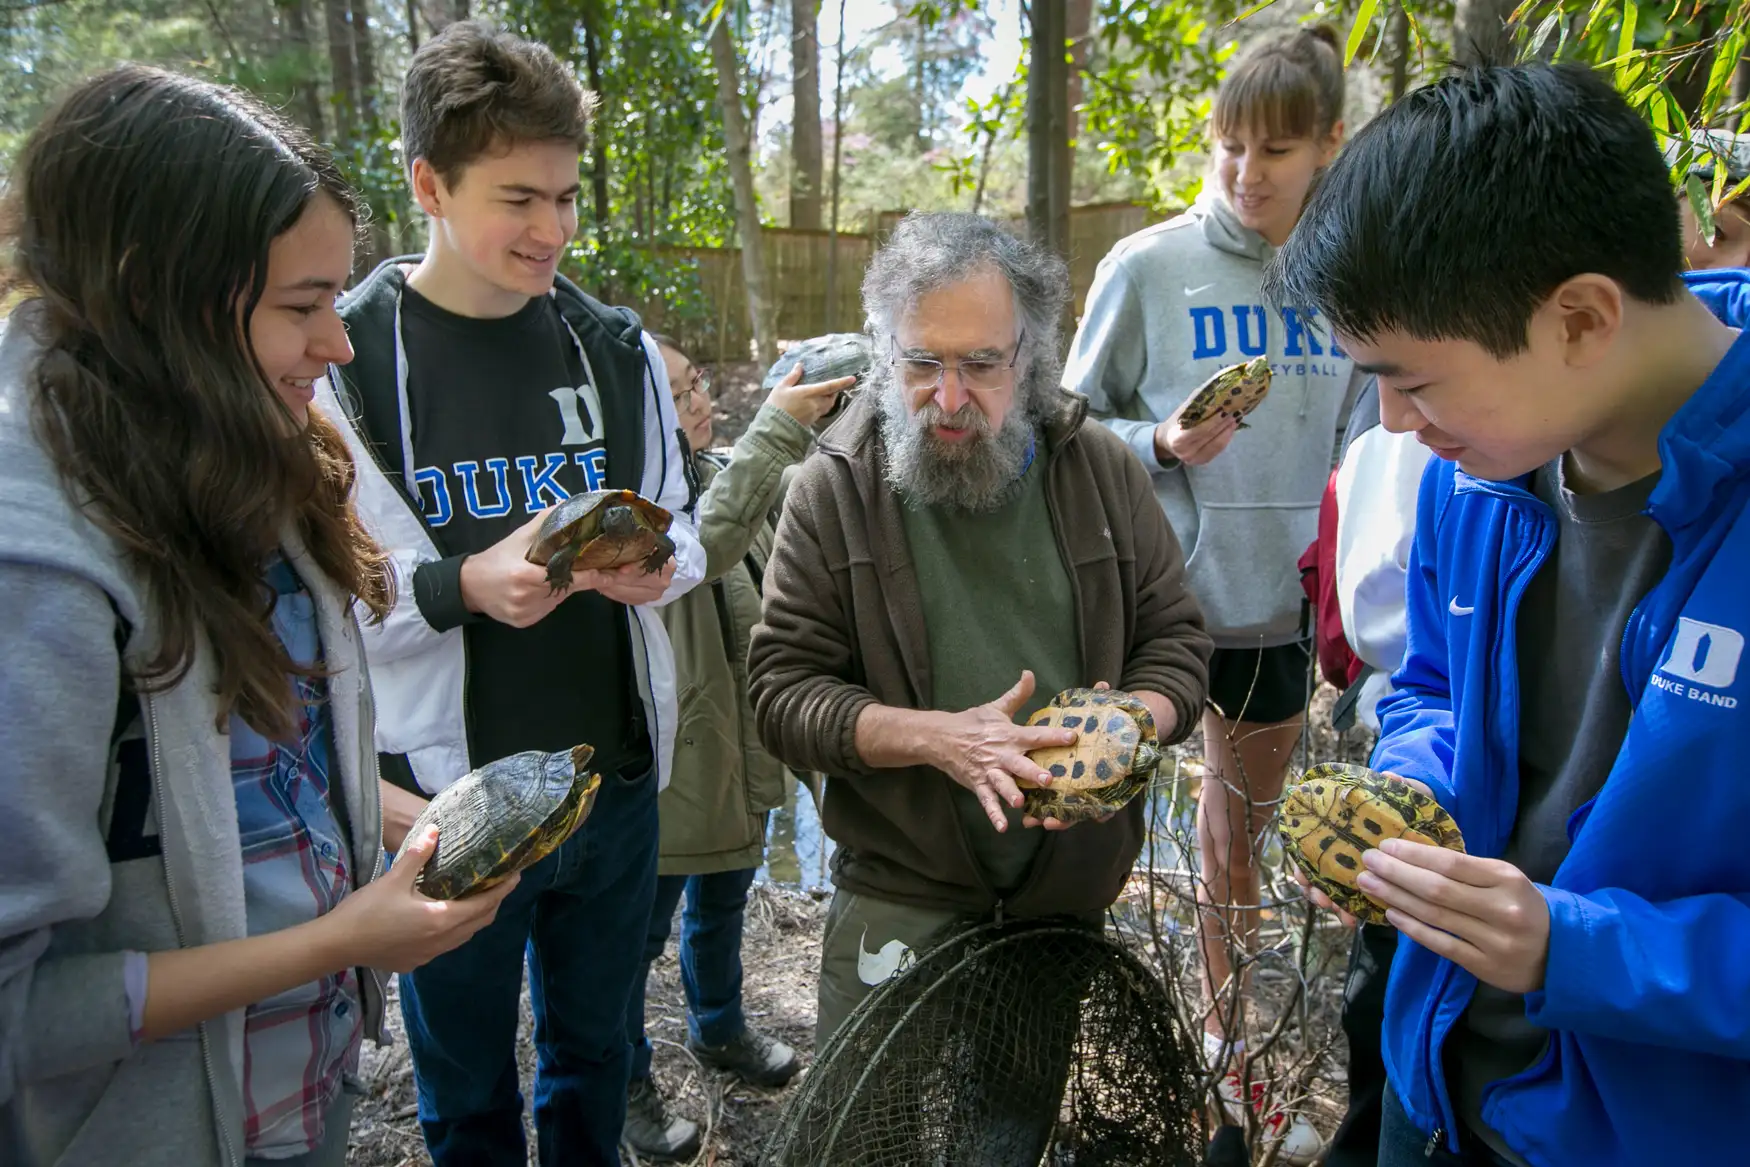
[861,211,1069,398]
[861,213,1070,511]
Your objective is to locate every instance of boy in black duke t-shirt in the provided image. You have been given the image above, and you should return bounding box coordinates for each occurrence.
[316,21,702,1167]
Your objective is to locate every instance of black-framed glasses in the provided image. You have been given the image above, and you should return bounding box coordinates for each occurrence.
[673,365,712,410]
[890,330,1026,394]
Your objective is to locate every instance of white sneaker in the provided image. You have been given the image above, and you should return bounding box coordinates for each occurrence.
[1204,1032,1322,1166]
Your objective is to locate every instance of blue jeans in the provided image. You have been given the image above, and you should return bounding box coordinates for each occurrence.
[625,865,759,1082]
[399,768,659,1167]
[1380,1084,1519,1167]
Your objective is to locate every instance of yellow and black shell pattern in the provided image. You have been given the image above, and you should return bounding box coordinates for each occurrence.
[1278,763,1466,924]
[405,743,603,900]
[1021,688,1163,825]
[1177,355,1273,430]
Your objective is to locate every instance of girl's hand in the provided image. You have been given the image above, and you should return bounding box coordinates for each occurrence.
[322,826,517,974]
[1153,405,1239,467]
[768,363,857,428]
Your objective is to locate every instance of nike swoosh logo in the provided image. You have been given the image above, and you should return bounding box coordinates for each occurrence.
[1184,283,1214,297]
[1449,597,1475,616]
[856,926,910,987]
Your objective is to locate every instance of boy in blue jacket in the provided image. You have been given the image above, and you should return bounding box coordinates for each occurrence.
[1265,63,1750,1167]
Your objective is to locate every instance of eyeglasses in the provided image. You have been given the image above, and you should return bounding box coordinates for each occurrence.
[890,330,1026,394]
[673,366,712,411]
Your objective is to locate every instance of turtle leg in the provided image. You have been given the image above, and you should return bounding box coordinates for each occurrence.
[544,538,582,594]
[641,531,677,574]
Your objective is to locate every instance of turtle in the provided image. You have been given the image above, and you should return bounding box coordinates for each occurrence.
[404,743,603,900]
[761,332,873,431]
[525,489,676,592]
[1176,355,1273,430]
[1019,688,1163,824]
[1277,763,1467,925]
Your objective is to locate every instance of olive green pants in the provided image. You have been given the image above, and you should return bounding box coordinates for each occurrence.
[813,888,967,1051]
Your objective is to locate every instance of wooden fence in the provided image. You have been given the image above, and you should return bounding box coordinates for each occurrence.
[632,201,1173,365]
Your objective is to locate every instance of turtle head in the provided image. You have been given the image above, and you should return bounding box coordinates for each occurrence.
[600,504,641,538]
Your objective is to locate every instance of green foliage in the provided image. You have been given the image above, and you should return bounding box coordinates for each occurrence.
[1339,0,1750,217]
[1081,0,1234,210]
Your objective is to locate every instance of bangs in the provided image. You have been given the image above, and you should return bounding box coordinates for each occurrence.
[1212,57,1322,142]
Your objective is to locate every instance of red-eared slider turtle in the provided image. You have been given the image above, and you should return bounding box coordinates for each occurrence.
[1020,688,1162,824]
[1278,763,1467,924]
[1177,356,1273,430]
[525,489,676,592]
[406,744,602,900]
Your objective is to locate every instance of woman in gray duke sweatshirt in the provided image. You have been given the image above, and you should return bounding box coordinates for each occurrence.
[0,70,507,1167]
[1062,26,1362,1162]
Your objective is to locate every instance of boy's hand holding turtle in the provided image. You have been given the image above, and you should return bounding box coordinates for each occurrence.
[1291,769,1552,993]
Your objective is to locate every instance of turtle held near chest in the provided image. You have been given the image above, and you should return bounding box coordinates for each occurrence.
[405,744,603,900]
[1278,764,1467,925]
[1020,688,1163,824]
[525,489,676,592]
[1177,355,1273,430]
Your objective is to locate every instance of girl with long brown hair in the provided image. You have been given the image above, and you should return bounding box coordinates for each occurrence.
[0,67,512,1166]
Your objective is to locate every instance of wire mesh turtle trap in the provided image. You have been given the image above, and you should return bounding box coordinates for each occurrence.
[761,918,1205,1167]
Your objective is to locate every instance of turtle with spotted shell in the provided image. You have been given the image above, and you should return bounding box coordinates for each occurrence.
[1177,355,1273,430]
[1020,688,1161,824]
[1278,763,1467,924]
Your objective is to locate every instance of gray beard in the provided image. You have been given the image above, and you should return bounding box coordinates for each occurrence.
[876,370,1039,513]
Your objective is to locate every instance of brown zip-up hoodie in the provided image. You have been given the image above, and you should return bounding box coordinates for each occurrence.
[747,387,1212,918]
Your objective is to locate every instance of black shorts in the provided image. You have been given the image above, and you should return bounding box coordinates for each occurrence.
[1205,640,1312,724]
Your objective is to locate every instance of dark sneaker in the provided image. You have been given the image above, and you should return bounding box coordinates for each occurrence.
[686,1026,801,1088]
[624,1077,700,1161]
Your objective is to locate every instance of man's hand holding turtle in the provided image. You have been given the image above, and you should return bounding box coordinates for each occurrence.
[923,670,1075,834]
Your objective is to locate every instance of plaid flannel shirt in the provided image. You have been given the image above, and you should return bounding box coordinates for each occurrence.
[229,554,362,1155]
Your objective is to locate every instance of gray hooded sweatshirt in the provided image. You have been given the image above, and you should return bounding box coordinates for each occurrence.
[0,304,387,1166]
[1064,191,1363,649]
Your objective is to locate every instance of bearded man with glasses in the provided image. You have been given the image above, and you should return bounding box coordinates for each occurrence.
[748,212,1213,1051]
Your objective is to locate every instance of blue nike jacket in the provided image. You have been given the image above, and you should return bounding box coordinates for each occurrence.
[1373,268,1750,1166]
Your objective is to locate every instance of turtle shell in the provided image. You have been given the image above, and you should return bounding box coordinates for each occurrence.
[1177,356,1273,430]
[406,743,603,900]
[1020,688,1162,825]
[1278,763,1466,925]
[525,489,676,591]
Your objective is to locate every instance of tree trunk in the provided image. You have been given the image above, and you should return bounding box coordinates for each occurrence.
[350,0,394,268]
[451,0,467,22]
[278,0,324,136]
[1387,2,1410,102]
[709,12,779,368]
[1027,0,1070,260]
[581,1,611,231]
[1065,0,1092,143]
[406,0,419,50]
[790,0,823,229]
[825,0,847,331]
[1452,0,1514,67]
[325,0,359,150]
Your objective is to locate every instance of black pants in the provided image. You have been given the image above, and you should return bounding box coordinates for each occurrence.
[1323,923,1399,1167]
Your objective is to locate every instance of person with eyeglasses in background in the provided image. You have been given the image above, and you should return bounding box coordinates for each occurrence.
[746,213,1213,1091]
[619,337,852,1160]
[1669,128,1750,271]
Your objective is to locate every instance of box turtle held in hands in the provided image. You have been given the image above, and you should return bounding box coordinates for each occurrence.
[1177,355,1273,430]
[406,744,602,900]
[525,489,676,592]
[1020,688,1162,825]
[1278,764,1467,925]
